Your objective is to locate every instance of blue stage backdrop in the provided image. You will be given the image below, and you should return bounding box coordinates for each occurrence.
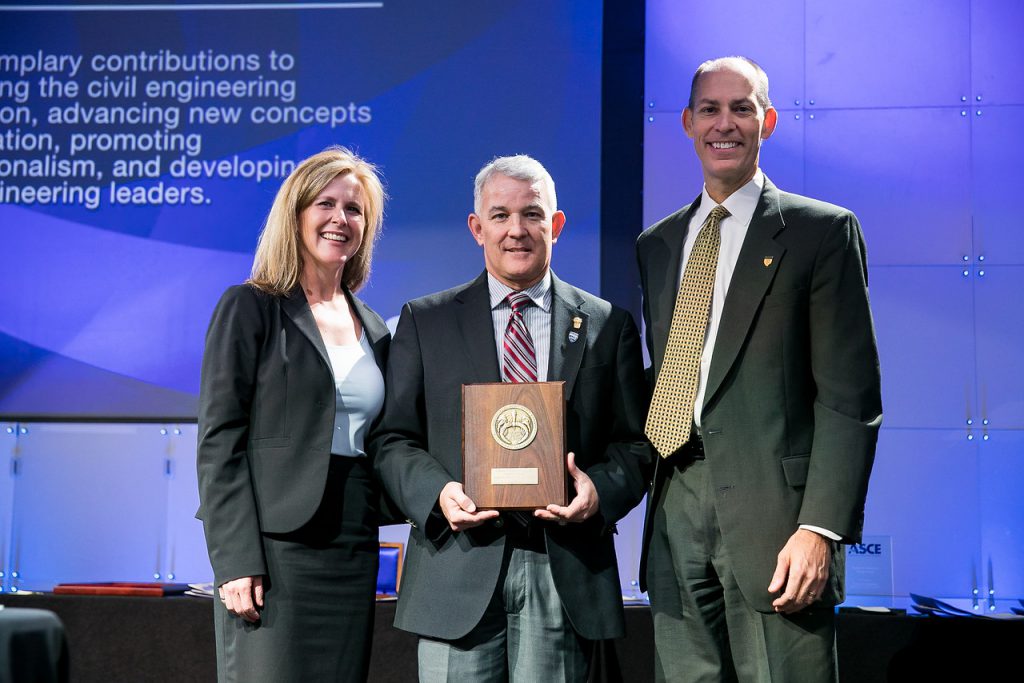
[0,0,603,419]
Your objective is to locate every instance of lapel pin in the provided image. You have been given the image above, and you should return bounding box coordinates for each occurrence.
[763,257,773,267]
[572,317,582,330]
[568,331,579,343]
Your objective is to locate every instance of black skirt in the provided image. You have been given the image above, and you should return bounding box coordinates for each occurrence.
[214,456,380,683]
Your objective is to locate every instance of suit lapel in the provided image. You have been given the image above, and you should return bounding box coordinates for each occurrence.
[347,290,389,371]
[647,198,701,372]
[281,286,331,373]
[549,273,587,398]
[455,272,501,382]
[703,177,786,408]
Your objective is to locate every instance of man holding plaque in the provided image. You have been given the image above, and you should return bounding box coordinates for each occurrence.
[373,155,650,681]
[637,57,882,680]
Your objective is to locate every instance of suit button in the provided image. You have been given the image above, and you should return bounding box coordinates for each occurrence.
[494,518,504,528]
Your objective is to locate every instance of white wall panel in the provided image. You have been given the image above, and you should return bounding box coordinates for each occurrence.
[805,108,972,265]
[870,267,976,429]
[971,106,1024,264]
[806,0,970,109]
[973,266,1024,428]
[9,423,168,590]
[761,112,806,198]
[645,0,804,113]
[978,431,1024,601]
[614,494,647,598]
[970,0,1024,105]
[164,424,212,583]
[864,428,980,598]
[0,425,15,593]
[642,114,705,229]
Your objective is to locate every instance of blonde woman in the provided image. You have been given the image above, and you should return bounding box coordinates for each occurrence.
[198,147,389,681]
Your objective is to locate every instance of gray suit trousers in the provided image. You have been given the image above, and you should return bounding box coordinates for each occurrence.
[647,458,837,683]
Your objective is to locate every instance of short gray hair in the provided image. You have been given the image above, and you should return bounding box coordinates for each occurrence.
[687,56,772,113]
[473,154,557,214]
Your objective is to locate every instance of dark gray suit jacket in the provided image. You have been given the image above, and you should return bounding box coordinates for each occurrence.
[197,284,390,586]
[637,177,882,613]
[372,272,651,641]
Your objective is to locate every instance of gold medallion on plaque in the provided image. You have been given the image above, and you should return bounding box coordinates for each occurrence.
[490,404,538,451]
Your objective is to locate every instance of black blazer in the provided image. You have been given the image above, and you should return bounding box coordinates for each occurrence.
[636,176,882,612]
[197,283,390,586]
[372,272,652,641]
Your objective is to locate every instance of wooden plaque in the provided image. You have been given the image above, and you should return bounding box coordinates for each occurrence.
[462,381,567,510]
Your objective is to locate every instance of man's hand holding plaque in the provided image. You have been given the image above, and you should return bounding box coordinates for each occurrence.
[532,451,598,525]
[437,481,500,531]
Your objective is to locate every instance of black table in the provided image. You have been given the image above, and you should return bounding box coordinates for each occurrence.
[1,595,1020,681]
[0,594,414,683]
[608,606,1022,682]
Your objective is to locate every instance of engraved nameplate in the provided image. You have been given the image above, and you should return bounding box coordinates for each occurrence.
[491,467,540,485]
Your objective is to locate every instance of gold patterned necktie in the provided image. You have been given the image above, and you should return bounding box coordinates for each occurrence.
[645,204,730,458]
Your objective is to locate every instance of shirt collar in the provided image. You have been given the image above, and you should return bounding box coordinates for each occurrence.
[487,271,552,312]
[694,168,764,227]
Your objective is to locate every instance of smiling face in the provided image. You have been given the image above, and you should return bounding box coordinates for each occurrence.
[298,172,365,277]
[683,63,778,202]
[468,173,565,291]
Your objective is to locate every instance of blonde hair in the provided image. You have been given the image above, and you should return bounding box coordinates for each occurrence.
[248,146,386,295]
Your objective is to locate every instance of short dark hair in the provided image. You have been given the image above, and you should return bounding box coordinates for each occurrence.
[687,56,772,112]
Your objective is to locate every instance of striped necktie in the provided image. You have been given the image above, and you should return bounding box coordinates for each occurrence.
[645,204,730,457]
[502,292,537,383]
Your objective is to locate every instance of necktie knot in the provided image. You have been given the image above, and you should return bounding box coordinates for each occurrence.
[706,204,730,227]
[507,291,532,314]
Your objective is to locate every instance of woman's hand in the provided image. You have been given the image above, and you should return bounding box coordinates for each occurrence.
[219,575,265,623]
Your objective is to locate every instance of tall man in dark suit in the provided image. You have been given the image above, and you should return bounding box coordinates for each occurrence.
[637,57,882,681]
[373,155,651,681]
